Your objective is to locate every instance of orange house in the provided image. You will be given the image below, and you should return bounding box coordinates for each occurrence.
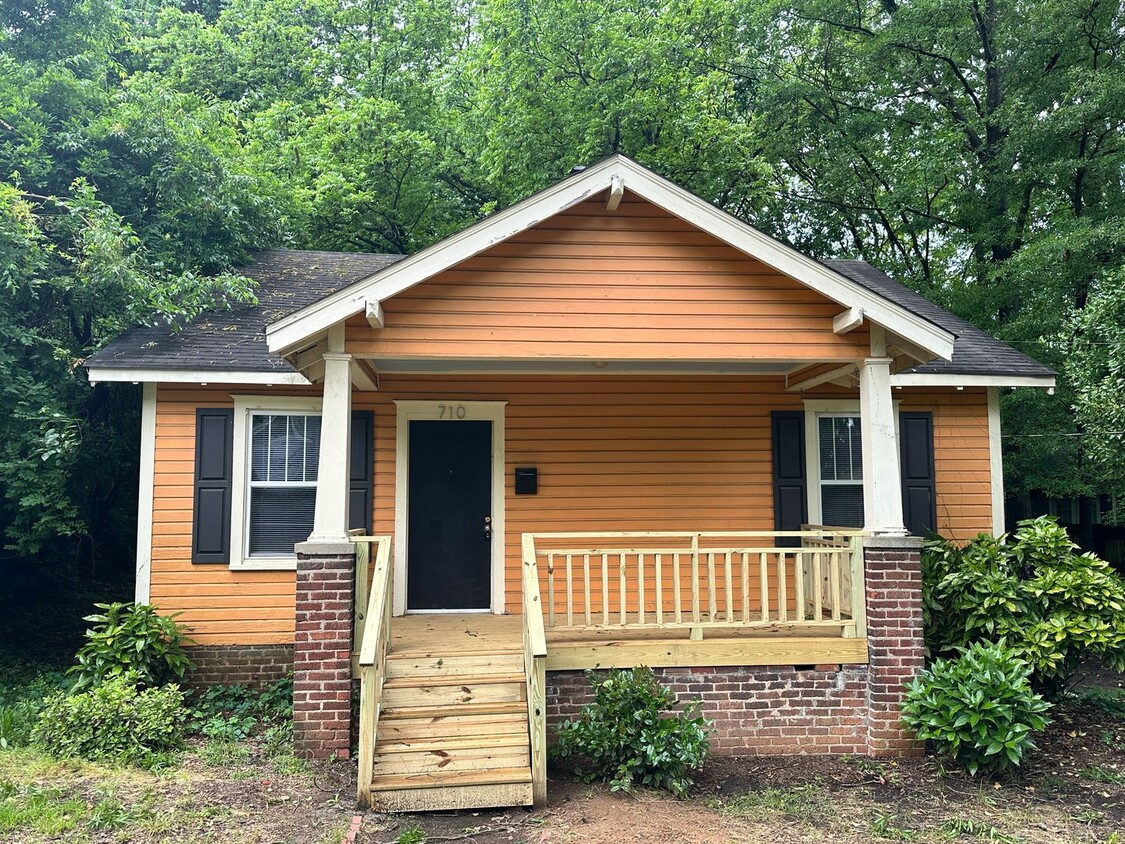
[87,157,1054,812]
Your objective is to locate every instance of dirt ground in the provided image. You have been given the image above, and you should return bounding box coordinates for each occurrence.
[2,689,1122,843]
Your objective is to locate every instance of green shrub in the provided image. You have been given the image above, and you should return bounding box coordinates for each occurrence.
[902,643,1052,776]
[31,674,186,766]
[554,667,711,797]
[185,676,293,739]
[69,602,194,692]
[923,516,1125,695]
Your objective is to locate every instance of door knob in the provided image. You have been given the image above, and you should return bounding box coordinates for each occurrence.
[484,516,492,541]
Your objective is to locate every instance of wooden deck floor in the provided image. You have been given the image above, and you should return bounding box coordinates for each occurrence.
[384,612,868,671]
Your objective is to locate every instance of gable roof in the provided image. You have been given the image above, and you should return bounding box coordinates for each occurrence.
[263,155,956,360]
[85,250,401,383]
[85,250,1054,387]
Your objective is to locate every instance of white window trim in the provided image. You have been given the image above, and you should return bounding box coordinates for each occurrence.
[230,395,324,571]
[392,400,508,616]
[803,399,899,527]
[135,383,157,603]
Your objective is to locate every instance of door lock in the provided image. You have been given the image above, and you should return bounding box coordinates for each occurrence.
[484,516,492,541]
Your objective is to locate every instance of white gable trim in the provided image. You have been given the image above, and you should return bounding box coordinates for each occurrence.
[265,155,955,359]
[889,372,1055,388]
[87,367,310,386]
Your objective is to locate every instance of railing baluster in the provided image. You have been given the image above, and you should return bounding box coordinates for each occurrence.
[583,553,591,626]
[707,552,717,622]
[777,551,788,622]
[673,553,682,623]
[830,549,842,621]
[741,552,750,623]
[601,553,609,626]
[794,548,805,623]
[813,550,823,622]
[759,551,769,622]
[565,553,574,627]
[619,553,627,626]
[655,553,663,625]
[724,552,733,622]
[637,553,646,625]
[691,541,701,624]
[547,554,555,628]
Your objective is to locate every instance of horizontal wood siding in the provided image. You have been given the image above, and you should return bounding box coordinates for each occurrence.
[346,195,870,361]
[149,380,992,643]
[900,387,993,541]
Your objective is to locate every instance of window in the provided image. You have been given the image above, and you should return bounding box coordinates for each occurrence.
[247,413,322,555]
[817,415,864,528]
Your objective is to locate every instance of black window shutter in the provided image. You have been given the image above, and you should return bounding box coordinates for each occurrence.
[899,411,937,537]
[771,411,807,546]
[192,408,234,564]
[349,411,374,534]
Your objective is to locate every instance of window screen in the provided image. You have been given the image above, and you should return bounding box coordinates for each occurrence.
[817,415,864,528]
[248,414,321,555]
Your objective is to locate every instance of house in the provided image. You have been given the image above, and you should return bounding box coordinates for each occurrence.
[86,156,1056,811]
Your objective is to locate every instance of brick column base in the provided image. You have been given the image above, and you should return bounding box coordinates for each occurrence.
[864,537,926,757]
[293,541,356,760]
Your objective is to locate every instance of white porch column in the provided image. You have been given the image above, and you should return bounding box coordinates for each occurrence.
[307,346,353,544]
[859,355,907,535]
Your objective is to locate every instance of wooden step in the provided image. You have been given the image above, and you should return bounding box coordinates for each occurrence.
[373,745,530,776]
[380,700,528,721]
[377,712,529,741]
[376,733,529,754]
[369,766,532,793]
[385,653,524,680]
[380,680,524,710]
[371,779,533,813]
[382,672,525,689]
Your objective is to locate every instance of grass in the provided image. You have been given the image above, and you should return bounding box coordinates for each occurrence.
[716,784,830,824]
[1076,688,1125,718]
[868,811,918,841]
[939,817,1018,842]
[1076,765,1125,785]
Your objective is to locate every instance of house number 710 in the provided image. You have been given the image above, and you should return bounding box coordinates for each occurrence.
[439,404,467,419]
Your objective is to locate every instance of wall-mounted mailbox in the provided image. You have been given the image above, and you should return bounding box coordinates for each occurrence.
[515,467,538,495]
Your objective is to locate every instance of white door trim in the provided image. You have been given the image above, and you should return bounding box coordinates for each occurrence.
[392,400,508,616]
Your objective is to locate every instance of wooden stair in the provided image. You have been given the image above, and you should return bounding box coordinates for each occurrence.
[364,645,534,812]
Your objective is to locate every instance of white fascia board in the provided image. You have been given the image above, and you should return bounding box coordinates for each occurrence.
[87,367,310,386]
[889,372,1056,388]
[265,154,956,360]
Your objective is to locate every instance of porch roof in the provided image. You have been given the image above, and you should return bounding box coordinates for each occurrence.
[85,250,1054,386]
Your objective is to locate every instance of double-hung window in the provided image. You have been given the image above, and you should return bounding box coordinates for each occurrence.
[816,414,864,528]
[247,412,322,556]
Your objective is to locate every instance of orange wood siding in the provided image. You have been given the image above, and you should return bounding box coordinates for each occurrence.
[148,379,992,644]
[344,195,870,361]
[901,387,994,541]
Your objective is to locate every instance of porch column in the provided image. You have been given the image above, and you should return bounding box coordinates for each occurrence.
[858,355,906,535]
[293,334,357,760]
[308,349,353,544]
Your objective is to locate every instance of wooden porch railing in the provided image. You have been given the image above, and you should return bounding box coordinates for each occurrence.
[353,534,393,810]
[520,535,548,806]
[523,530,867,639]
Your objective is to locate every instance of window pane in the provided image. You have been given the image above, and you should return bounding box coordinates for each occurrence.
[267,414,287,481]
[304,416,321,482]
[818,416,862,482]
[248,487,316,555]
[250,416,271,481]
[822,484,864,528]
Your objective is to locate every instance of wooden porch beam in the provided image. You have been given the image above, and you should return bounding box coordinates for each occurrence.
[886,331,935,366]
[351,359,380,391]
[543,636,868,671]
[833,306,864,334]
[606,175,624,211]
[786,362,860,392]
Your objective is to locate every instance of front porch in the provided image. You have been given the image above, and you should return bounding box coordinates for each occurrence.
[344,527,917,812]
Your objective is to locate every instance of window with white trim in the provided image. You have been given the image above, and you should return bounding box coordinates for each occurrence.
[247,412,322,556]
[816,414,864,528]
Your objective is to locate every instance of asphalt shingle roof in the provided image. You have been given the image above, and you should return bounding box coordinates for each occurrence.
[86,249,1055,381]
[823,260,1055,378]
[86,250,402,375]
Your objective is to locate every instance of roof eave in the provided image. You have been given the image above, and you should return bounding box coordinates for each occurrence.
[889,372,1056,388]
[86,366,311,386]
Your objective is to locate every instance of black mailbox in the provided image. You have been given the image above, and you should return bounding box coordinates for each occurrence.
[515,467,538,495]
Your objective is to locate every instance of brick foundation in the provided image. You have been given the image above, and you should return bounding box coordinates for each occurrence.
[293,542,356,760]
[182,644,293,689]
[546,537,925,757]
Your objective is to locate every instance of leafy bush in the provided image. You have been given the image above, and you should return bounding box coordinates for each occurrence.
[902,643,1052,776]
[923,516,1125,695]
[0,661,69,749]
[31,674,186,766]
[185,676,293,740]
[554,667,711,797]
[69,603,194,692]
